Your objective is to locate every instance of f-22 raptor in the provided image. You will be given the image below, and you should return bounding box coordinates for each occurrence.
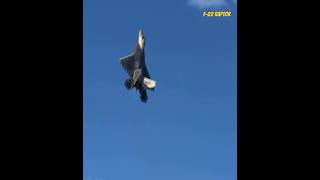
[119,29,156,103]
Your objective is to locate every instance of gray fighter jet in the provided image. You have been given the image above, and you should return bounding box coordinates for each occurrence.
[119,29,156,103]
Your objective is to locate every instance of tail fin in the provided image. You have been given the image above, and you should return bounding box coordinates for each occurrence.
[124,78,133,90]
[139,89,148,103]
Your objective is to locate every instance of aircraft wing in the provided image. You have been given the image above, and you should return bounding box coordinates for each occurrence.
[119,53,135,77]
[142,65,150,79]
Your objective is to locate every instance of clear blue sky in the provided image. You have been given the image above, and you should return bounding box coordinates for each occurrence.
[84,0,237,180]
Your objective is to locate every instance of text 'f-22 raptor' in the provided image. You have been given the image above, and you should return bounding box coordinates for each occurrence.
[119,29,156,103]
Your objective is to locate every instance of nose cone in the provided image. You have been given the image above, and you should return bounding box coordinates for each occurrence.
[139,29,144,38]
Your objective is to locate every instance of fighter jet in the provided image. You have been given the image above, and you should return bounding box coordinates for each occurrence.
[119,29,156,103]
